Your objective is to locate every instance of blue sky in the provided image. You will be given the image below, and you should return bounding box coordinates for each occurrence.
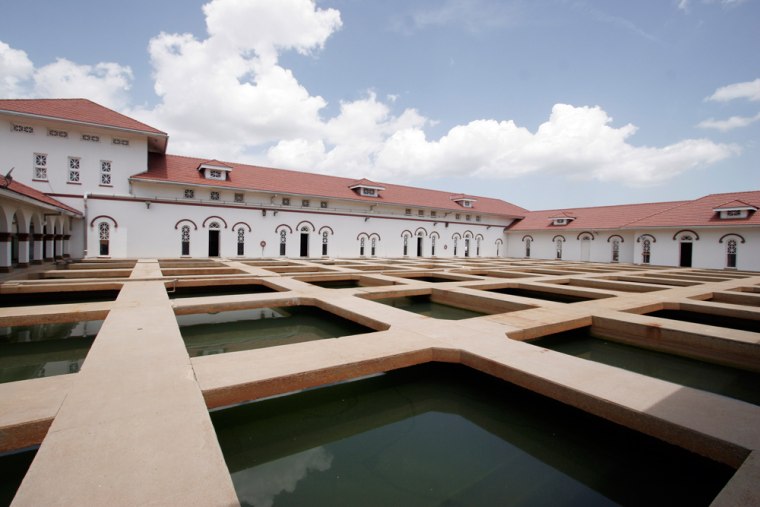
[1,0,758,210]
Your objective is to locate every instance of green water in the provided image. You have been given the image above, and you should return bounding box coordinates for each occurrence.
[168,284,278,299]
[531,328,760,405]
[177,306,374,357]
[646,309,760,334]
[373,295,485,319]
[483,287,598,303]
[211,364,733,507]
[0,290,119,307]
[306,279,362,289]
[0,448,36,505]
[0,320,103,383]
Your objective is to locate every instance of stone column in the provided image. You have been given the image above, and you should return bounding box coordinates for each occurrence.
[44,234,54,261]
[0,233,11,272]
[63,234,71,259]
[32,234,44,264]
[16,233,30,267]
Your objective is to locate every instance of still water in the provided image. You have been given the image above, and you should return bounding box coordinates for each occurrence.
[212,364,732,507]
[177,306,374,357]
[531,328,760,406]
[0,448,36,506]
[373,295,485,320]
[0,320,103,383]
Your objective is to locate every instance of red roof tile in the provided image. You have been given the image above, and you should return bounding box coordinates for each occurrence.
[507,200,686,231]
[713,199,757,211]
[348,178,385,189]
[0,176,82,215]
[630,191,760,227]
[133,154,527,218]
[0,98,166,136]
[199,159,233,169]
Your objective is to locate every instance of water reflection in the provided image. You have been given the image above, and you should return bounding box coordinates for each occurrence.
[0,320,103,383]
[177,306,373,357]
[232,447,333,507]
[373,295,485,320]
[212,364,732,506]
[531,328,760,406]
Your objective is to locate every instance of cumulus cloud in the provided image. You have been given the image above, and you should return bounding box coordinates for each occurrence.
[706,78,760,102]
[269,103,738,186]
[697,112,760,131]
[0,41,132,110]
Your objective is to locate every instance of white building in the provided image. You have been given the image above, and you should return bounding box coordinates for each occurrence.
[1,98,758,272]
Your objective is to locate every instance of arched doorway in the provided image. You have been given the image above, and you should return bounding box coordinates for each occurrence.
[208,222,220,257]
[299,227,309,257]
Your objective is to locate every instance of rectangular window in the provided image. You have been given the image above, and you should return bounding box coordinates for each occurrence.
[320,201,328,208]
[82,134,100,142]
[726,210,741,217]
[302,199,310,207]
[184,189,195,199]
[475,216,481,222]
[13,124,34,134]
[234,193,244,203]
[455,214,461,220]
[282,198,290,206]
[48,129,68,138]
[418,210,424,217]
[208,169,223,180]
[466,215,471,221]
[100,160,112,185]
[112,138,129,146]
[405,208,412,216]
[68,157,80,183]
[34,153,47,180]
[463,201,472,208]
[210,191,220,201]
[361,187,376,196]
[431,211,437,218]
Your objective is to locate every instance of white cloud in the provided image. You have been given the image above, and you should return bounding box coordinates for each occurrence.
[677,0,690,11]
[697,112,760,131]
[706,78,760,102]
[393,0,519,34]
[0,41,34,97]
[0,40,133,110]
[270,103,738,186]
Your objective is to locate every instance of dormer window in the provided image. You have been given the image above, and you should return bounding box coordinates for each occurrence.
[713,200,757,220]
[451,195,477,208]
[548,211,576,226]
[349,179,385,198]
[198,160,232,181]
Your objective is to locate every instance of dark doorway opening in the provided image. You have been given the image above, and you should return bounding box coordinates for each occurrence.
[300,233,309,257]
[208,230,220,257]
[416,237,423,257]
[679,242,692,267]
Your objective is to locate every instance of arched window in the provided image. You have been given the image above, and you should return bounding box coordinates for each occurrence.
[360,237,365,256]
[611,239,620,263]
[371,237,376,257]
[279,230,287,256]
[525,238,531,258]
[237,227,245,256]
[431,235,436,256]
[642,239,651,264]
[453,237,458,256]
[98,222,110,256]
[555,238,563,260]
[181,226,190,256]
[476,237,481,257]
[727,239,737,268]
[403,235,409,256]
[322,231,329,256]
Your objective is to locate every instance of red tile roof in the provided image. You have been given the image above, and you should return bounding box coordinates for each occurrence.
[0,176,82,215]
[348,178,385,189]
[713,199,757,211]
[630,191,760,228]
[0,98,166,136]
[507,200,686,231]
[133,154,527,218]
[199,159,233,169]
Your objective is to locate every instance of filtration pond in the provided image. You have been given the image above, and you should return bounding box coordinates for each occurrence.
[176,306,374,357]
[0,320,103,383]
[531,328,760,406]
[0,448,36,506]
[211,363,733,507]
[372,295,486,320]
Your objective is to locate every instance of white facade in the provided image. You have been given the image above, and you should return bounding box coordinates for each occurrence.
[1,99,758,272]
